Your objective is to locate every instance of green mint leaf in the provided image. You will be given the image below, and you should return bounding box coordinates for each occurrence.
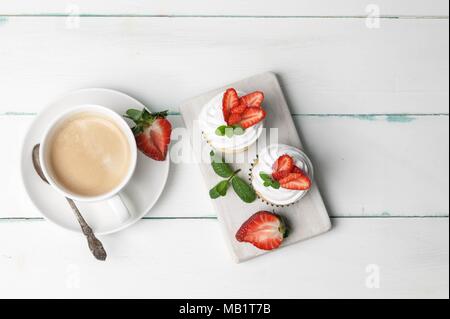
[233,125,245,136]
[215,125,227,136]
[272,180,281,189]
[259,172,272,183]
[210,151,234,178]
[209,187,221,199]
[225,126,234,138]
[263,181,271,187]
[209,180,229,199]
[209,188,220,199]
[231,176,256,203]
[216,180,229,196]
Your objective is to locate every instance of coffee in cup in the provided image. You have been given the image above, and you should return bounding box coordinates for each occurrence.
[46,112,132,197]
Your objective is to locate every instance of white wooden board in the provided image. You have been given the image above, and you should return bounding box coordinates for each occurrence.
[0,218,447,298]
[180,72,332,262]
[0,0,448,16]
[0,17,448,114]
[0,113,447,219]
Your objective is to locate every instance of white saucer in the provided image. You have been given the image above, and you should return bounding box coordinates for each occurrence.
[20,88,170,235]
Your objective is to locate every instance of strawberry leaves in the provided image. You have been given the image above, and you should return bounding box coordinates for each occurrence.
[125,109,144,121]
[209,151,256,203]
[125,108,169,135]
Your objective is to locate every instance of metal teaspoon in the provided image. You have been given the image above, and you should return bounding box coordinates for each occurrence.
[32,144,107,261]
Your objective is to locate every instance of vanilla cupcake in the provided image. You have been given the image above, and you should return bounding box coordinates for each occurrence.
[250,144,314,207]
[199,88,266,153]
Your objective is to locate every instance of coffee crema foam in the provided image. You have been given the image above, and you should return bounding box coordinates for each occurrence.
[48,112,131,197]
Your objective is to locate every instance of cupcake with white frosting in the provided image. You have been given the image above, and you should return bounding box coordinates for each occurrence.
[250,144,313,207]
[199,88,266,153]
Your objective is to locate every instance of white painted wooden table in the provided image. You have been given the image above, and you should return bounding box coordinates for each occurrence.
[0,1,448,299]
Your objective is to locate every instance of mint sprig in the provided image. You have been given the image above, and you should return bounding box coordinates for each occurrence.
[209,151,256,203]
[209,169,241,199]
[260,172,280,189]
[215,125,245,138]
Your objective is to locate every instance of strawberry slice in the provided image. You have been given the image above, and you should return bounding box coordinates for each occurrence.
[292,166,304,174]
[279,173,311,190]
[222,88,240,124]
[125,109,172,161]
[272,154,294,181]
[240,91,264,108]
[227,113,242,126]
[230,103,247,115]
[236,211,288,251]
[239,107,266,129]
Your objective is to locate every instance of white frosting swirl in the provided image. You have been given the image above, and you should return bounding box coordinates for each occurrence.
[251,144,314,206]
[199,91,263,153]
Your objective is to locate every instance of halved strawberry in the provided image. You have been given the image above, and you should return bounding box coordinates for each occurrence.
[279,173,311,190]
[230,103,247,115]
[125,109,172,161]
[222,88,240,124]
[272,154,294,181]
[227,113,242,126]
[239,107,266,129]
[240,91,264,108]
[236,211,288,251]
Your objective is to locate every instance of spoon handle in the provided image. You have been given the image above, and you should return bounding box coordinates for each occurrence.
[66,198,107,261]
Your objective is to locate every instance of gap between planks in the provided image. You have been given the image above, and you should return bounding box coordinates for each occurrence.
[0,112,448,125]
[0,216,448,223]
[0,14,448,19]
[1,112,449,117]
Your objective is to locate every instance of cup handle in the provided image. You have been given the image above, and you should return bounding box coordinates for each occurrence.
[107,194,130,222]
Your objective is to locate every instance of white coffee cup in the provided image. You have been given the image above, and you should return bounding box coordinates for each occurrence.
[39,104,137,222]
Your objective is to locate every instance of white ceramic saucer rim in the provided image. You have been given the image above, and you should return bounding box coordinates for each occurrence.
[20,88,170,235]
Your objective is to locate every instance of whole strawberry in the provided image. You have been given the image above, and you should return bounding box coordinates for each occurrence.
[236,211,288,251]
[125,108,172,161]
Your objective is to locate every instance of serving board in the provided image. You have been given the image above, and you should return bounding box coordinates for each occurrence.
[180,72,332,262]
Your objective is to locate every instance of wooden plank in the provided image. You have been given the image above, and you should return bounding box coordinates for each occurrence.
[0,114,447,218]
[0,0,448,16]
[0,17,448,114]
[0,218,447,298]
